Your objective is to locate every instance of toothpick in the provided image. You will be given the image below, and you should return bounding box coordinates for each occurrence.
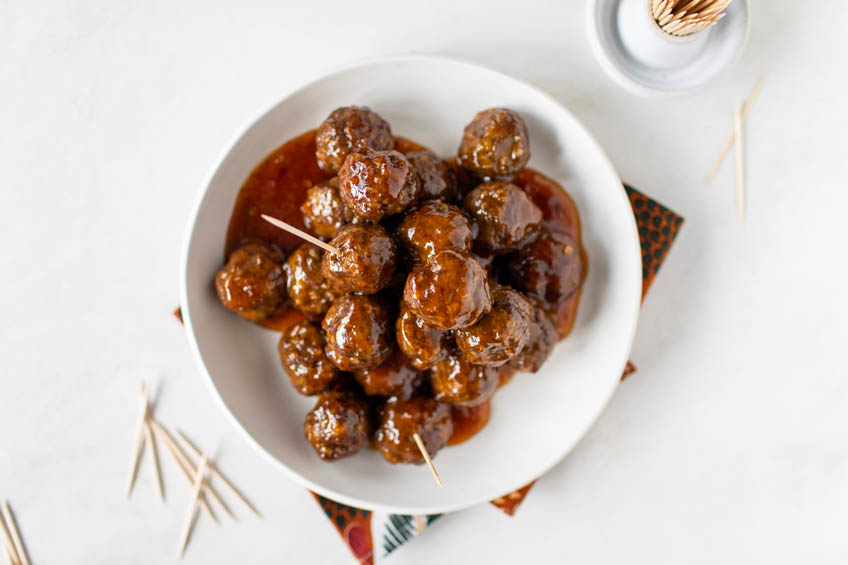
[0,507,19,565]
[652,0,732,35]
[0,503,27,565]
[126,381,150,497]
[177,454,208,558]
[174,430,260,518]
[144,419,165,501]
[260,214,340,255]
[706,75,766,182]
[734,101,745,225]
[412,433,442,487]
[150,420,221,523]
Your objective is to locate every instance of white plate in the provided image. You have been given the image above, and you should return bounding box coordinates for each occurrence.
[181,55,642,515]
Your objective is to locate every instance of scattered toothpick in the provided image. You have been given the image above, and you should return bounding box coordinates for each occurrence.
[260,214,340,255]
[651,0,732,37]
[150,420,220,523]
[0,501,29,565]
[144,419,165,501]
[733,101,745,225]
[175,430,260,518]
[126,382,151,497]
[0,506,20,565]
[706,75,766,182]
[412,432,443,487]
[125,380,259,558]
[177,453,208,558]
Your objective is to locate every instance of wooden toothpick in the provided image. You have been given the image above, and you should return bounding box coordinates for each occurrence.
[260,214,340,255]
[0,503,28,565]
[706,74,766,182]
[412,433,443,487]
[126,381,150,497]
[733,101,745,225]
[175,430,260,518]
[150,420,222,523]
[178,454,208,558]
[0,506,20,565]
[651,0,731,36]
[144,419,165,501]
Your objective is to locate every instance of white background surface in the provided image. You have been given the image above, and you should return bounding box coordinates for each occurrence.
[1,1,845,563]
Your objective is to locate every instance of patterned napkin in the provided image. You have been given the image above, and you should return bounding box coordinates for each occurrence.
[174,183,683,564]
[309,184,684,563]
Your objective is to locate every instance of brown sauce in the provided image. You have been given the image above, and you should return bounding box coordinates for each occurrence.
[513,168,587,338]
[223,130,584,445]
[448,400,492,446]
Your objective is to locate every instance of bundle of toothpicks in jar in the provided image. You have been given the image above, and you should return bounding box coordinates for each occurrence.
[127,381,260,558]
[651,0,734,37]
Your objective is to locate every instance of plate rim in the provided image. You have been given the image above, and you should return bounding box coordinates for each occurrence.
[180,53,642,514]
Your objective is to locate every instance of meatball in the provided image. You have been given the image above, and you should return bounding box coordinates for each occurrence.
[322,294,393,370]
[457,108,531,180]
[214,242,285,321]
[354,349,423,399]
[507,227,583,303]
[463,181,542,253]
[338,148,420,221]
[278,320,338,395]
[315,106,393,174]
[396,303,449,370]
[300,177,354,239]
[285,244,337,316]
[375,396,453,464]
[455,284,532,367]
[304,390,370,460]
[397,201,473,265]
[403,249,492,331]
[322,223,397,294]
[508,297,559,372]
[429,354,499,406]
[406,150,457,201]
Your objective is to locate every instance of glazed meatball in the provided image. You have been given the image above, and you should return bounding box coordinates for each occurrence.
[354,348,423,399]
[214,242,285,321]
[406,150,457,201]
[300,177,354,239]
[304,390,370,460]
[463,181,542,253]
[457,108,531,180]
[278,320,338,395]
[375,396,453,464]
[397,201,473,265]
[315,107,393,174]
[507,227,583,304]
[455,284,532,367]
[322,294,393,371]
[508,297,559,372]
[322,223,397,294]
[429,354,499,406]
[338,148,420,221]
[395,303,449,370]
[285,244,337,316]
[403,249,492,331]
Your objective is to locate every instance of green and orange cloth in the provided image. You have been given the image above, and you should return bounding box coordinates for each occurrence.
[309,184,683,563]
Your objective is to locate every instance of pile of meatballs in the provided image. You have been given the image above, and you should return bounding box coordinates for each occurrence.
[215,106,584,465]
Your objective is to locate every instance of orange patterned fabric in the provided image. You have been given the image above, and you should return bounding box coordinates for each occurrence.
[312,493,375,564]
[490,482,537,516]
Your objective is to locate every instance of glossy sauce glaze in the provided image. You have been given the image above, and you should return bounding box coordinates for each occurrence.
[224,130,584,445]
